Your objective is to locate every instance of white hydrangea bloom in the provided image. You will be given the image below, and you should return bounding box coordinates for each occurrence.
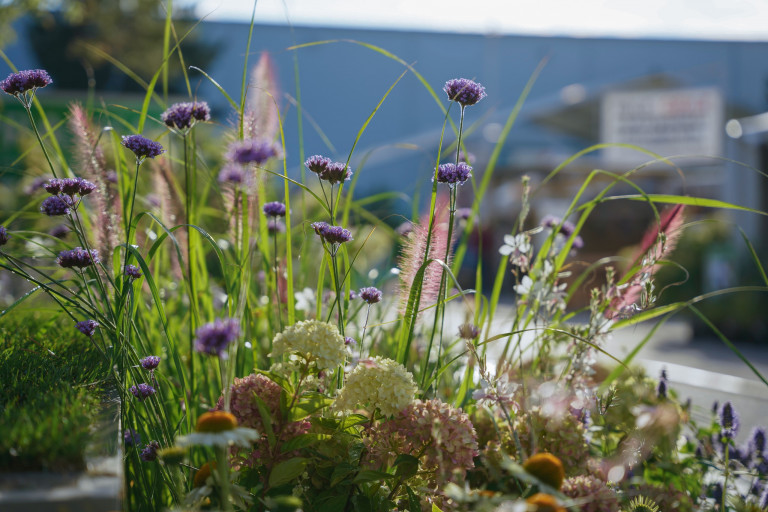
[270,320,346,370]
[334,356,417,417]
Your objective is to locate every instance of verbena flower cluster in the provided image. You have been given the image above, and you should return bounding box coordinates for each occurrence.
[194,318,241,357]
[121,135,165,161]
[140,356,160,371]
[130,383,156,401]
[334,356,417,417]
[435,162,472,185]
[305,155,352,184]
[227,138,280,165]
[311,222,353,245]
[41,195,74,216]
[57,247,99,269]
[162,101,211,130]
[140,440,161,462]
[44,177,97,197]
[0,69,52,96]
[270,320,346,370]
[125,264,142,280]
[368,399,478,485]
[0,226,9,246]
[263,201,286,217]
[359,286,382,304]
[76,319,99,337]
[444,78,486,107]
[218,163,249,186]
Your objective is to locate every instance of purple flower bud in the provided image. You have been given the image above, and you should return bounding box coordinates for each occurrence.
[305,155,332,175]
[57,247,99,269]
[121,135,165,161]
[0,69,52,96]
[124,428,141,446]
[41,195,72,216]
[657,379,668,399]
[349,290,358,300]
[140,355,160,371]
[320,162,352,185]
[720,401,739,439]
[44,178,63,195]
[218,164,249,186]
[435,162,472,185]
[140,440,160,462]
[130,383,156,401]
[456,208,473,221]
[76,319,99,337]
[444,78,486,107]
[311,222,352,245]
[359,287,382,304]
[0,226,8,246]
[125,264,142,280]
[750,426,766,455]
[162,101,211,130]
[25,176,49,195]
[194,318,240,357]
[227,138,279,165]
[458,323,480,340]
[263,201,287,217]
[344,336,356,346]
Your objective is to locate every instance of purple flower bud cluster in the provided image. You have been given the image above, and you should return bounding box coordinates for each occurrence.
[541,215,584,250]
[121,135,165,161]
[45,177,97,197]
[161,101,211,130]
[311,222,353,245]
[1,69,52,96]
[40,195,74,216]
[720,401,739,439]
[130,383,156,401]
[76,319,99,337]
[359,286,382,304]
[304,155,352,185]
[57,247,99,269]
[344,336,356,346]
[751,426,766,456]
[194,318,240,357]
[435,162,472,185]
[444,78,486,107]
[140,355,160,371]
[217,164,249,186]
[227,138,280,165]
[123,428,141,446]
[263,201,287,217]
[125,264,142,281]
[140,440,160,462]
[0,226,8,246]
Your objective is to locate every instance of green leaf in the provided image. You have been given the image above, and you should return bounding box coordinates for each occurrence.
[405,485,421,512]
[268,457,308,488]
[287,392,333,422]
[330,462,358,486]
[316,494,350,512]
[353,470,395,484]
[280,433,331,453]
[394,454,420,478]
[254,394,276,448]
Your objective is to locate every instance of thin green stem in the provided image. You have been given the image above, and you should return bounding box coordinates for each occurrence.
[330,249,345,336]
[359,304,371,358]
[272,231,283,330]
[23,101,59,179]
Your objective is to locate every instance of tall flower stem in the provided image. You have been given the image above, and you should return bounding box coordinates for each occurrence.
[183,133,200,391]
[272,232,283,330]
[330,248,345,336]
[359,304,372,358]
[215,446,233,512]
[23,102,59,179]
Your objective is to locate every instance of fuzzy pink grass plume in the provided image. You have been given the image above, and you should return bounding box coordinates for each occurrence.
[607,204,685,318]
[397,195,454,314]
[244,52,281,141]
[68,104,122,263]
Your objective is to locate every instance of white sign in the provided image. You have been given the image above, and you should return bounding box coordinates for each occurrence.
[600,88,723,166]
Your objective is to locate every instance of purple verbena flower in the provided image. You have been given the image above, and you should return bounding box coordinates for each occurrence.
[305,155,332,175]
[263,201,287,217]
[49,224,70,239]
[0,226,8,246]
[57,247,99,269]
[76,319,99,337]
[140,440,160,462]
[123,428,141,446]
[435,162,472,185]
[320,162,352,185]
[121,135,165,161]
[125,264,142,280]
[750,426,766,455]
[458,323,480,340]
[0,69,52,96]
[140,355,160,371]
[218,163,249,186]
[311,222,352,245]
[41,195,72,216]
[267,219,285,234]
[359,287,382,304]
[456,208,472,221]
[44,179,63,195]
[25,176,49,195]
[194,318,240,357]
[444,78,486,107]
[130,383,156,401]
[720,401,739,439]
[227,138,279,165]
[162,101,211,130]
[344,336,356,346]
[349,290,358,300]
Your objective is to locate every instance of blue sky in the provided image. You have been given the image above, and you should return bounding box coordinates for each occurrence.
[194,0,768,41]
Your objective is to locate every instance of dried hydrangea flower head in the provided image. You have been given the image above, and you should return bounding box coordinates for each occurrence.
[0,226,9,246]
[194,318,241,357]
[444,78,486,107]
[161,101,211,130]
[435,162,472,185]
[76,319,99,337]
[57,247,99,269]
[217,373,282,431]
[270,320,346,370]
[227,138,280,165]
[1,69,52,106]
[359,287,382,304]
[368,399,478,485]
[121,135,165,162]
[130,383,156,401]
[263,201,287,217]
[334,356,417,417]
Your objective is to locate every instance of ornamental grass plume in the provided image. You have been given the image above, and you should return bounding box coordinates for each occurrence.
[334,356,417,417]
[397,195,454,313]
[243,52,281,140]
[561,475,620,512]
[271,320,346,370]
[367,398,478,485]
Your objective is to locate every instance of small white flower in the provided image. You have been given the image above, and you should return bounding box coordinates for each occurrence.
[294,287,315,312]
[499,233,530,256]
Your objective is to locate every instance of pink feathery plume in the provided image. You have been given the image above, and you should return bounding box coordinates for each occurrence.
[243,52,281,141]
[152,159,186,281]
[397,195,454,314]
[606,204,685,318]
[68,103,122,264]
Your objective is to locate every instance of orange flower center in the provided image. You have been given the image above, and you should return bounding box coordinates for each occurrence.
[196,411,238,432]
[523,452,565,490]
